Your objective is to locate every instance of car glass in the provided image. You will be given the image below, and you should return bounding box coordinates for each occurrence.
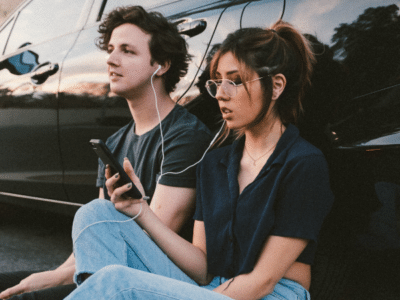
[0,18,13,55]
[103,0,173,15]
[283,0,400,149]
[0,48,40,75]
[5,0,86,55]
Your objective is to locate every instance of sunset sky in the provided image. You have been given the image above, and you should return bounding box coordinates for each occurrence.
[0,0,24,25]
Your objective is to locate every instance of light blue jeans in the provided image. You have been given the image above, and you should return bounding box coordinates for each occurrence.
[65,199,310,300]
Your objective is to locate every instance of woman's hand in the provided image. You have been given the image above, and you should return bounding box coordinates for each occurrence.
[105,158,149,218]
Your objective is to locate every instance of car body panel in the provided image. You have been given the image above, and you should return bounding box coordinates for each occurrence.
[0,33,78,202]
[283,0,400,252]
[0,0,91,209]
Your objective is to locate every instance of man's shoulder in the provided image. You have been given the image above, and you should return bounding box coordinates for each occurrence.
[164,105,212,138]
[105,121,134,149]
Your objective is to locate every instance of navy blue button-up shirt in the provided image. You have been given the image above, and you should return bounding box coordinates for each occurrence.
[194,124,334,278]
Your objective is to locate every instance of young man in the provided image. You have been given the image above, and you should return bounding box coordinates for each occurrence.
[0,6,211,300]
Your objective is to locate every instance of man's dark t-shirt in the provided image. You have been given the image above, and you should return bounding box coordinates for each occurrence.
[97,104,212,200]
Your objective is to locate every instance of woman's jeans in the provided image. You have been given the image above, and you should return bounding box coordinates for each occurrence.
[66,199,310,300]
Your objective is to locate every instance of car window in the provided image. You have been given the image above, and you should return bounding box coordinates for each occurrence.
[102,0,173,15]
[0,18,14,55]
[5,0,87,54]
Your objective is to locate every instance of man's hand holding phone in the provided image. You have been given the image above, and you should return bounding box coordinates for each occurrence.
[105,158,149,218]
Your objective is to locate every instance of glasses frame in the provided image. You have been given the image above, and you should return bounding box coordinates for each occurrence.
[205,77,264,98]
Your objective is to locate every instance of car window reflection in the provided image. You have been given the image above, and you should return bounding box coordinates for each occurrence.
[5,0,86,54]
[0,18,14,55]
[0,47,39,75]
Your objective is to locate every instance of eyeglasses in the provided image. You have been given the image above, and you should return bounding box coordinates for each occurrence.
[205,77,263,98]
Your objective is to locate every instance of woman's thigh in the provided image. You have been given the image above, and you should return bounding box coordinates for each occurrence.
[265,278,310,300]
[66,265,231,300]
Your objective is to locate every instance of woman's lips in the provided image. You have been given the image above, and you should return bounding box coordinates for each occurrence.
[220,107,233,117]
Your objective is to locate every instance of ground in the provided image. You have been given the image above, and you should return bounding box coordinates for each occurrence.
[0,203,73,272]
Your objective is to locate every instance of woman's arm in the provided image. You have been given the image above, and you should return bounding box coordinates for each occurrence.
[138,214,212,285]
[106,159,211,285]
[213,235,308,300]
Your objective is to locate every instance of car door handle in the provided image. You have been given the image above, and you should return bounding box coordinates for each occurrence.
[31,62,59,85]
[177,19,207,37]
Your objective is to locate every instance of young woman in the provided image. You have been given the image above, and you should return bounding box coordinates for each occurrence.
[65,20,334,300]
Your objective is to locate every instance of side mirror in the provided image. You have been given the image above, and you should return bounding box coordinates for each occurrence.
[0,49,39,75]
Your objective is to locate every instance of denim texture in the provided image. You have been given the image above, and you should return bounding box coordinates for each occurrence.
[68,199,310,299]
[71,199,195,285]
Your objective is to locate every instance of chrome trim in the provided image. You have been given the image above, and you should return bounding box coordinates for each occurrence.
[0,191,83,207]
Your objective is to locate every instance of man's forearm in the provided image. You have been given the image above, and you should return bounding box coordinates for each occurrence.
[52,253,75,285]
[53,265,76,285]
[56,253,75,270]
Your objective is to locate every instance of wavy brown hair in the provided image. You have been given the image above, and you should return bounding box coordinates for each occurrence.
[97,6,190,94]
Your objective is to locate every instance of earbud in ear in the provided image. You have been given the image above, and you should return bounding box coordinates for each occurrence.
[152,65,162,77]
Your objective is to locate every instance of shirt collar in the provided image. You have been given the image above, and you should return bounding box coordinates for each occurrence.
[266,123,299,167]
[220,124,300,170]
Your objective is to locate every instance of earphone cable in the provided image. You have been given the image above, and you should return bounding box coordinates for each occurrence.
[151,68,225,183]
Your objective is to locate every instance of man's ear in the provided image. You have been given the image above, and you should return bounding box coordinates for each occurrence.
[155,60,171,76]
[271,73,286,101]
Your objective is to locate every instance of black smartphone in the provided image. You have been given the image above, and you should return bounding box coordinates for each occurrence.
[89,139,142,199]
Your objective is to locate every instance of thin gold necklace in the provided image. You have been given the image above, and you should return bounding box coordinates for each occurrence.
[244,143,276,166]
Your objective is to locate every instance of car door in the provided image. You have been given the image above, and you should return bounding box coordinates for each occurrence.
[0,0,90,213]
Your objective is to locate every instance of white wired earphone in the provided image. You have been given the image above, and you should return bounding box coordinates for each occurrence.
[151,64,225,183]
[73,65,225,244]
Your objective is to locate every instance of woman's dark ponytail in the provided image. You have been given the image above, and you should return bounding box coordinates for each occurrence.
[270,20,316,124]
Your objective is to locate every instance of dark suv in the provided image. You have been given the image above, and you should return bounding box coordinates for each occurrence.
[0,0,399,299]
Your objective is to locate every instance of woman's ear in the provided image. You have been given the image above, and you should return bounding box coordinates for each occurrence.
[271,73,286,101]
[155,60,171,76]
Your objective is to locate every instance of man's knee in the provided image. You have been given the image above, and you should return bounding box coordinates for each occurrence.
[72,199,113,238]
